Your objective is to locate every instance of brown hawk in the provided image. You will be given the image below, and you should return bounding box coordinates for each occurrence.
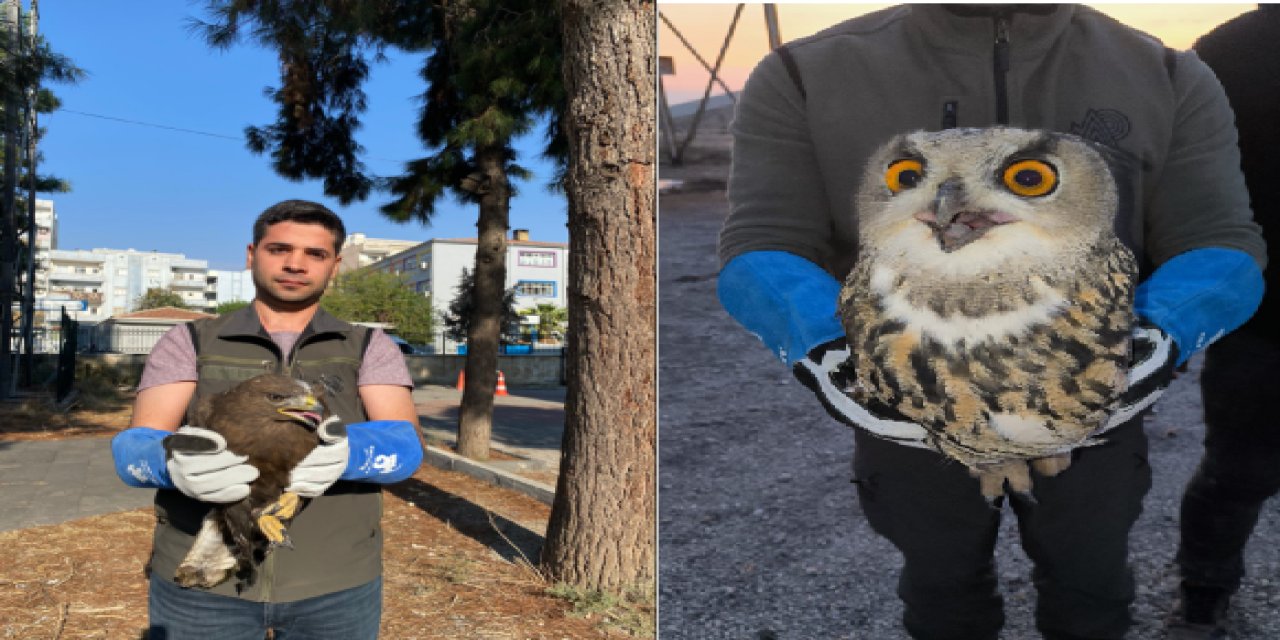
[164,373,329,589]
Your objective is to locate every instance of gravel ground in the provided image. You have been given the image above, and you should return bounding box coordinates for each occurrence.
[657,189,1280,639]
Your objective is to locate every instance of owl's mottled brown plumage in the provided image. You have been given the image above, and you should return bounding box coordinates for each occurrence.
[167,374,327,589]
[838,128,1136,498]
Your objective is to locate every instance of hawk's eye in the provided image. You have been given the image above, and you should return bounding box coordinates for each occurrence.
[1002,159,1058,197]
[267,393,287,402]
[885,159,924,194]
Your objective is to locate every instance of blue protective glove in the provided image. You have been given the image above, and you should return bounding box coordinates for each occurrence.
[111,426,258,503]
[717,250,845,367]
[286,418,424,496]
[718,251,931,447]
[1102,247,1265,425]
[1134,247,1264,366]
[111,427,175,489]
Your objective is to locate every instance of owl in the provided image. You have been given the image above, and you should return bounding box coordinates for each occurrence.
[838,128,1136,500]
[165,374,329,589]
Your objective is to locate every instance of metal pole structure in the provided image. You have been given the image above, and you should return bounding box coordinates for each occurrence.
[19,0,36,386]
[675,3,743,164]
[657,56,679,164]
[657,11,738,102]
[764,4,782,50]
[0,0,21,399]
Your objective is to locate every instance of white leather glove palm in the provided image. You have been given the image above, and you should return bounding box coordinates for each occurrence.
[287,416,350,498]
[163,426,258,503]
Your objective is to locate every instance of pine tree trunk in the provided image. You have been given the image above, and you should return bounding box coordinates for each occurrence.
[541,0,656,592]
[456,145,510,460]
[0,0,22,400]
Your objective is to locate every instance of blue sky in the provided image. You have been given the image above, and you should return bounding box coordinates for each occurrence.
[36,2,568,271]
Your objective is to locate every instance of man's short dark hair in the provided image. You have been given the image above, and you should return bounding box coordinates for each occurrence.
[252,200,347,254]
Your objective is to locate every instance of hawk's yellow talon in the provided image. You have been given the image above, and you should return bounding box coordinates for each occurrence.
[262,491,302,519]
[258,513,287,544]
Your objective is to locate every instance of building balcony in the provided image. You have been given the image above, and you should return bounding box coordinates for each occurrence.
[170,278,206,289]
[48,270,105,284]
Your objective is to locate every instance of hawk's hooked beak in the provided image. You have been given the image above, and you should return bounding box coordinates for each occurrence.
[914,178,1016,253]
[277,394,324,429]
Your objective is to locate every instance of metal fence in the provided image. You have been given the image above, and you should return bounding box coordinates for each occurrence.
[21,324,169,355]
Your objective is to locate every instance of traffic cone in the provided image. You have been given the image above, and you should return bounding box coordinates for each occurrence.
[495,370,509,396]
[456,370,465,391]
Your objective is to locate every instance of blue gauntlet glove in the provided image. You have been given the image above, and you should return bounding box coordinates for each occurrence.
[719,251,930,446]
[286,419,424,496]
[111,426,258,503]
[1103,247,1264,427]
[1134,247,1263,366]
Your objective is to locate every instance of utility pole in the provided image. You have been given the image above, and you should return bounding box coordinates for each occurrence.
[19,0,36,386]
[0,0,21,400]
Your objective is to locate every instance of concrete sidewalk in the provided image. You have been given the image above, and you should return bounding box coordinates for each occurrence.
[0,384,566,533]
[0,438,154,533]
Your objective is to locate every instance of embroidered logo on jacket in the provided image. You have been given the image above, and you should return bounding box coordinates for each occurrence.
[1070,109,1132,147]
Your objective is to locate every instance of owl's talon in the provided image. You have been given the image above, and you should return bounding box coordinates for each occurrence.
[1030,453,1073,477]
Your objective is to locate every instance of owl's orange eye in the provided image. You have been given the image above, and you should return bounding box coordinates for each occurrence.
[885,159,925,194]
[1002,159,1058,197]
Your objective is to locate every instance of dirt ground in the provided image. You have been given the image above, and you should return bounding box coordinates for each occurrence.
[0,394,652,639]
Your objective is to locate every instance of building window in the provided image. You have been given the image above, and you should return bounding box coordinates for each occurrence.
[517,250,556,268]
[514,280,556,297]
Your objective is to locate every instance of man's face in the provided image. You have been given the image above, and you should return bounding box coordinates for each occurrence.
[247,221,341,309]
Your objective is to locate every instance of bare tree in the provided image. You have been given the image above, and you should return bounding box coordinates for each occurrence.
[540,0,655,592]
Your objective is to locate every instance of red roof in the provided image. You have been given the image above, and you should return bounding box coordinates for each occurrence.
[112,307,216,321]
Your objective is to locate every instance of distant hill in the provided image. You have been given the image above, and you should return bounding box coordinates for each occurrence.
[666,94,736,120]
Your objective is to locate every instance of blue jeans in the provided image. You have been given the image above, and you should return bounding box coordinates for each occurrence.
[147,574,382,640]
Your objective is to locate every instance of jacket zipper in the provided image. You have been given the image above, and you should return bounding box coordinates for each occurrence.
[259,331,307,603]
[994,14,1011,125]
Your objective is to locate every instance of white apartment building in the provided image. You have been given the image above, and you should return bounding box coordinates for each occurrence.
[338,233,422,274]
[41,248,216,321]
[364,229,569,349]
[209,269,256,305]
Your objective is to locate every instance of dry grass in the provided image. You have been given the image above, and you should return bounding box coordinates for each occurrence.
[0,366,135,442]
[0,466,652,639]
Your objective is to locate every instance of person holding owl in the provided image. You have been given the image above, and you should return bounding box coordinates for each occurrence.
[109,200,424,639]
[717,5,1266,640]
[1163,7,1280,639]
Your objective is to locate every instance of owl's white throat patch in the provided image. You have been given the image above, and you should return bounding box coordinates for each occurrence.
[869,265,1066,348]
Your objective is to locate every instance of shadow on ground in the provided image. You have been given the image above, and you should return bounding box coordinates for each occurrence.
[386,478,544,564]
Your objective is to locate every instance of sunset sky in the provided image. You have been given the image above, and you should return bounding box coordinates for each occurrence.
[658,3,1255,106]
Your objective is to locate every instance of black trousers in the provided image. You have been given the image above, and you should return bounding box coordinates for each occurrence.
[1177,330,1280,591]
[852,419,1151,640]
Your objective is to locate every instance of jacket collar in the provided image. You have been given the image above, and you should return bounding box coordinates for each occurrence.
[905,4,1074,58]
[216,304,353,342]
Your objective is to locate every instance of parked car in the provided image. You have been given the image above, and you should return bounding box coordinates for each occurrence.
[387,335,423,355]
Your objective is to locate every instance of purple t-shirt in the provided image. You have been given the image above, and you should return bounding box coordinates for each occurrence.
[137,323,413,392]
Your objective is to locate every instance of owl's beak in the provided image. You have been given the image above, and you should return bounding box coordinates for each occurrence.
[918,178,1016,253]
[277,394,324,429]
